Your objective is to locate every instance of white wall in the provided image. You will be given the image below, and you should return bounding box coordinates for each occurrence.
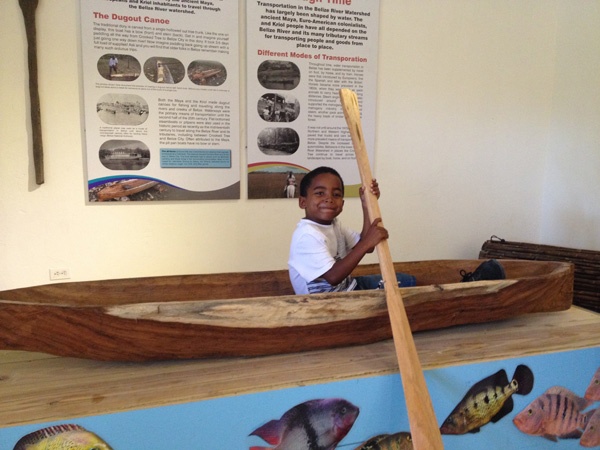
[540,1,600,250]
[376,0,560,259]
[1,0,598,290]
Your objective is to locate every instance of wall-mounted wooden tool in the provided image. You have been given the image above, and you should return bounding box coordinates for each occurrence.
[18,0,44,185]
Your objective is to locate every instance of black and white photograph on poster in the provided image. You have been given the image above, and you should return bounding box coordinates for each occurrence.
[257,92,301,123]
[96,93,149,126]
[246,0,380,199]
[81,0,240,202]
[98,139,151,171]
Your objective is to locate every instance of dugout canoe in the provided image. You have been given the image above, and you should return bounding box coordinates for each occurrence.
[0,259,573,362]
[97,179,159,201]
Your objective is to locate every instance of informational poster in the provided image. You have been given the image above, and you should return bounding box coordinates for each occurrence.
[246,0,380,199]
[81,0,240,202]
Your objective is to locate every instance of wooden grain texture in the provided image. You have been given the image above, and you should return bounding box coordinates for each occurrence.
[339,88,444,449]
[0,259,573,361]
[0,307,597,428]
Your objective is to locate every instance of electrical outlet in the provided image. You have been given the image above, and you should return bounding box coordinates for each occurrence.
[49,269,70,280]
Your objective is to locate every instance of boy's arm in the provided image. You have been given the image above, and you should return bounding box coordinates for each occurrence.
[321,217,388,286]
[359,179,381,240]
[322,179,387,287]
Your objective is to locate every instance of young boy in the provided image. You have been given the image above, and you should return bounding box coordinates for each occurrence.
[288,166,416,295]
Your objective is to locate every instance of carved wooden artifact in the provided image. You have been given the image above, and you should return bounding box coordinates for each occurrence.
[19,0,44,185]
[0,259,573,362]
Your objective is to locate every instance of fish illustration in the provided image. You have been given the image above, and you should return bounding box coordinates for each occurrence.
[440,364,534,434]
[513,386,593,442]
[249,398,359,450]
[13,424,113,450]
[354,432,413,450]
[585,367,600,401]
[580,408,600,448]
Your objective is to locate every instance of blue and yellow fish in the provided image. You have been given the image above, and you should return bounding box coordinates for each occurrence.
[13,424,113,450]
[354,432,413,450]
[440,364,534,434]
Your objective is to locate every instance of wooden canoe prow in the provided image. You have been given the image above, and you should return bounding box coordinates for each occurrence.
[97,179,159,201]
[190,68,222,83]
[0,260,574,361]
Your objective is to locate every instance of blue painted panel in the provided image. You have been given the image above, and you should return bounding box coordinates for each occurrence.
[1,347,598,449]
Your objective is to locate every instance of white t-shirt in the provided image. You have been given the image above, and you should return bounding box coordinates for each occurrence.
[288,218,360,294]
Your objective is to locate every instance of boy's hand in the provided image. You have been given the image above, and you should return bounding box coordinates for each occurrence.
[359,179,381,207]
[362,217,388,249]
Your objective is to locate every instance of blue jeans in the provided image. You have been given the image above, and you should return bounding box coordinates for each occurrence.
[354,273,416,290]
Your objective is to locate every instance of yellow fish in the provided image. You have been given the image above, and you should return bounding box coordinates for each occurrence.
[440,364,534,434]
[354,432,413,449]
[13,424,113,450]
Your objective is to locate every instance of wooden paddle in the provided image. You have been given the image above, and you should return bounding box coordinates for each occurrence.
[339,88,444,450]
[18,0,44,185]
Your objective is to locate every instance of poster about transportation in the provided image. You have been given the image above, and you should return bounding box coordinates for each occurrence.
[246,0,380,199]
[80,0,240,202]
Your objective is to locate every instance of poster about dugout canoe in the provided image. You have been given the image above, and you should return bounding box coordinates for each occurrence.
[246,0,380,199]
[80,0,240,202]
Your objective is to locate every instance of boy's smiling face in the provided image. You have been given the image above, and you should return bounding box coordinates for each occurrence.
[299,172,345,225]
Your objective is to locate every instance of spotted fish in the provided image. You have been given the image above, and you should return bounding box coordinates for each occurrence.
[354,432,413,450]
[249,398,359,450]
[13,424,113,450]
[440,364,534,434]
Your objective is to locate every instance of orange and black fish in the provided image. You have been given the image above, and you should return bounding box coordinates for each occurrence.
[585,367,600,402]
[513,386,593,442]
[249,398,359,450]
[580,407,600,448]
[13,424,113,450]
[440,364,534,435]
[354,432,413,450]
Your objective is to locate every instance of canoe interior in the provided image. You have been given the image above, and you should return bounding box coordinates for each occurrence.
[0,259,571,307]
[0,259,574,361]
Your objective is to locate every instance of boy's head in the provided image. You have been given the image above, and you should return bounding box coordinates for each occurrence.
[299,166,344,197]
[299,167,345,225]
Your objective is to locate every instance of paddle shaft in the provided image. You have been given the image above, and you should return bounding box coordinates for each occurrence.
[339,89,443,450]
[19,0,44,185]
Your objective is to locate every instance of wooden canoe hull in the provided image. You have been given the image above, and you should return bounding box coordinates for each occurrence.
[0,260,573,361]
[97,179,159,201]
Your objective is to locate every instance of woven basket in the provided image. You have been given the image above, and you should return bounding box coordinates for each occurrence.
[479,236,599,313]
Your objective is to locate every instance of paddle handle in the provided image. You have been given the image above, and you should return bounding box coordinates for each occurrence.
[339,88,444,450]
